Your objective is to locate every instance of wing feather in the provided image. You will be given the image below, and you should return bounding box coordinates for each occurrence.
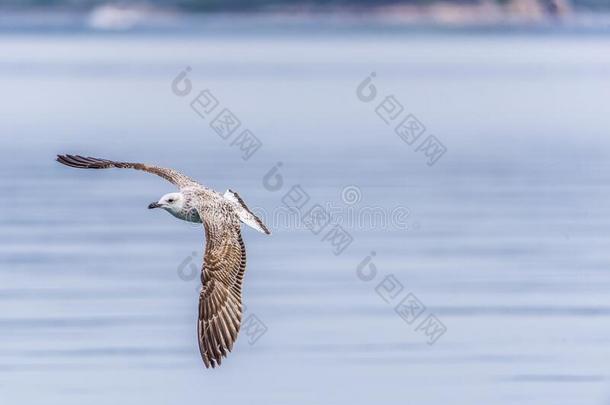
[197,207,246,368]
[56,154,199,188]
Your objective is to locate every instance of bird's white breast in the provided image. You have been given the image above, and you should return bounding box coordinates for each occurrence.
[169,207,202,223]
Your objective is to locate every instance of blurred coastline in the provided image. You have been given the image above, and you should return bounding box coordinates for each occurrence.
[1,0,610,33]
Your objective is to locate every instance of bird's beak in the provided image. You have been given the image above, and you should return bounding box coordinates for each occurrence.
[148,202,161,209]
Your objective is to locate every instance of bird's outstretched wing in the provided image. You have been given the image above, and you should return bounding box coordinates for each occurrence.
[197,206,246,368]
[56,154,199,188]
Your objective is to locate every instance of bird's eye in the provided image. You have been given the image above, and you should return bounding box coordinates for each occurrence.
[167,199,174,203]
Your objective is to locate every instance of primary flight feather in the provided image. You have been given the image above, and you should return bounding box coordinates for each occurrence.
[56,154,270,368]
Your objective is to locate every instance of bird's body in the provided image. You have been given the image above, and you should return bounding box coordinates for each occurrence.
[56,154,270,368]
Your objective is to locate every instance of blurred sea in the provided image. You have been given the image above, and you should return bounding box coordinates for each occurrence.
[1,20,610,404]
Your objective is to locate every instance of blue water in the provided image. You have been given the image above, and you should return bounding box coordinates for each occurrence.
[1,26,610,404]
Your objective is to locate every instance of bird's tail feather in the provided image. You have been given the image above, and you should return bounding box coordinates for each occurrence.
[223,189,271,235]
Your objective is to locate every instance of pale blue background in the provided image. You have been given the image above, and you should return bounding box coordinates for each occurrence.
[1,22,610,404]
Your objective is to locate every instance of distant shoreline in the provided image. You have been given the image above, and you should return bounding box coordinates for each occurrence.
[1,4,610,33]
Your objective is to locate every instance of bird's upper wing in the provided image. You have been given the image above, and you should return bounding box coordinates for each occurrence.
[195,202,246,368]
[56,154,199,188]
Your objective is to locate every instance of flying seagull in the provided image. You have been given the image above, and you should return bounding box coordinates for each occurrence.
[56,154,270,368]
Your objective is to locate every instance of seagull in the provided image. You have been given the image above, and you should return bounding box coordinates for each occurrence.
[56,154,270,368]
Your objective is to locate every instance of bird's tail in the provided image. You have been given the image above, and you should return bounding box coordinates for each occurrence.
[223,189,271,235]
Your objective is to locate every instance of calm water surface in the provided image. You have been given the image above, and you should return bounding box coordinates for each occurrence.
[1,27,610,404]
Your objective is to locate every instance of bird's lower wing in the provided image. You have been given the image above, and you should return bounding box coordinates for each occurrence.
[197,212,246,368]
[56,154,199,188]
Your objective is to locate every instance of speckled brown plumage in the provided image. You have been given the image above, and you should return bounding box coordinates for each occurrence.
[56,154,268,368]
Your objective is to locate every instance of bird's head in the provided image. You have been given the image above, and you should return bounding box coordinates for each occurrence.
[148,192,185,214]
